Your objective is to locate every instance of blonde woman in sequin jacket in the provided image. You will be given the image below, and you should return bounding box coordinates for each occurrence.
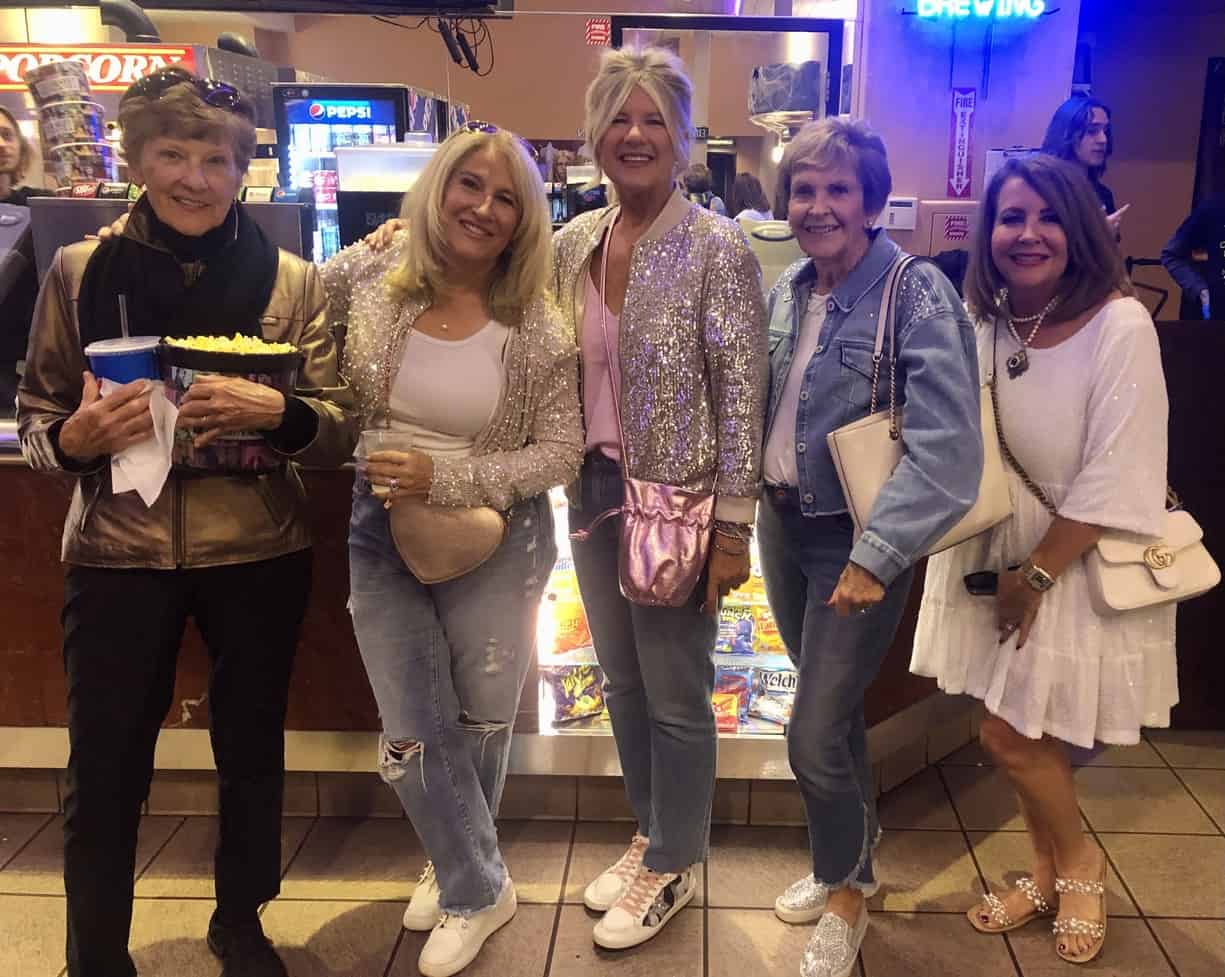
[552,47,769,951]
[321,128,582,977]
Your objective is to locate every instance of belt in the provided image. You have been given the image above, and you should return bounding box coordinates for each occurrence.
[765,483,802,508]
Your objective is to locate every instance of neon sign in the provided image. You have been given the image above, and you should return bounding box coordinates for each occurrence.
[917,0,1047,19]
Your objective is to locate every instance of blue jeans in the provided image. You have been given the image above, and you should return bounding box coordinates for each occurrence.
[757,488,914,890]
[569,453,718,873]
[348,487,556,913]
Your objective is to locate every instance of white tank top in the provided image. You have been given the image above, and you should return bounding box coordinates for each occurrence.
[387,321,510,458]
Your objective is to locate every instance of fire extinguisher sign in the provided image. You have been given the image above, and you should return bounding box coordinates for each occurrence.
[948,87,977,200]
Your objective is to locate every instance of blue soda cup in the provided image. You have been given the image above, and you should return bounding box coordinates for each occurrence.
[83,337,161,384]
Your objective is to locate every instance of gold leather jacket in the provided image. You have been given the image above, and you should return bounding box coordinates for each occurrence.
[553,192,768,524]
[18,211,355,569]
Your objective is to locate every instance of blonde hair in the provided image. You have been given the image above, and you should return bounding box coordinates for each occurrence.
[119,70,257,173]
[776,117,892,219]
[386,129,552,325]
[583,46,693,183]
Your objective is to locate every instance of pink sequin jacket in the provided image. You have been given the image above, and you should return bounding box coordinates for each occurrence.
[553,191,768,523]
[322,236,583,511]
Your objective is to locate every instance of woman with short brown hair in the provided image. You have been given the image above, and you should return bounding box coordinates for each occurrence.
[913,153,1174,966]
[19,66,353,977]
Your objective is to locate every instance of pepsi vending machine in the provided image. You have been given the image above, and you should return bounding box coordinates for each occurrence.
[272,83,410,262]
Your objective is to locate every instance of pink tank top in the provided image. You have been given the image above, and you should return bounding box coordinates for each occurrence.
[580,272,622,461]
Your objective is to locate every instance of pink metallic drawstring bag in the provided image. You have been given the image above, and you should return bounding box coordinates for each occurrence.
[569,222,714,607]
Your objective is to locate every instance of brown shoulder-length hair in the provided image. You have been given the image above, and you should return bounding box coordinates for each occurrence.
[964,154,1132,322]
[0,105,33,183]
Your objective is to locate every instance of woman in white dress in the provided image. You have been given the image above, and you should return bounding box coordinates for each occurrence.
[911,154,1175,966]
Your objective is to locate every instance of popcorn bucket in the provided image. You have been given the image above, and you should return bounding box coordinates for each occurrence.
[157,341,304,474]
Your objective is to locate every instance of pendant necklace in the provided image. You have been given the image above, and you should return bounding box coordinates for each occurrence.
[1002,289,1060,379]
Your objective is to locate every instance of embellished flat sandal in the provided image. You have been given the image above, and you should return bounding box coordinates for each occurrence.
[1052,870,1107,964]
[967,876,1056,934]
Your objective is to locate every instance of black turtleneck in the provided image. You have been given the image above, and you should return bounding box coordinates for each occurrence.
[146,202,240,264]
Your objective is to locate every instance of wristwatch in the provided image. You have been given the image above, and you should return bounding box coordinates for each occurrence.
[1019,559,1056,593]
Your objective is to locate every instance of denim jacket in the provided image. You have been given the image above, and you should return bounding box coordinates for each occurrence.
[764,230,982,585]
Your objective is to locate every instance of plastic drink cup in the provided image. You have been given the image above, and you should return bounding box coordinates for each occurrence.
[84,337,161,384]
[355,429,415,497]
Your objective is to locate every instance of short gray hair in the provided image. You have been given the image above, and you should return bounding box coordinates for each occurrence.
[583,47,693,182]
[776,117,892,218]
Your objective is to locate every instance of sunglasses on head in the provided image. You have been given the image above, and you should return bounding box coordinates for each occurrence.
[460,121,537,159]
[126,68,245,114]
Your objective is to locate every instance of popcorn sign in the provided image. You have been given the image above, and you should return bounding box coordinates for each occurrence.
[0,45,196,93]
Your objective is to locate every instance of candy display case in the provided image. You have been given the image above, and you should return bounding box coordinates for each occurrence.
[536,488,799,739]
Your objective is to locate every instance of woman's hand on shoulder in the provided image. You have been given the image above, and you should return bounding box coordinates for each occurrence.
[87,207,132,242]
[363,218,407,253]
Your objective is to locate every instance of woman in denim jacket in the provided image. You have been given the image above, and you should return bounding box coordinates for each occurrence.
[758,118,982,977]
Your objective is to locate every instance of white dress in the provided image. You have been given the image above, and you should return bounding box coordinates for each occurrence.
[911,298,1178,749]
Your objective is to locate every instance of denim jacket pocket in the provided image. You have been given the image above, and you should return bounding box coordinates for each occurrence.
[836,340,879,411]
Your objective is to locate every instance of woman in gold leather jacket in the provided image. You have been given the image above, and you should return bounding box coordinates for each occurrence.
[18,68,352,977]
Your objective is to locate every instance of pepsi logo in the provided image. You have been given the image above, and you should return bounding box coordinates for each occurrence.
[308,102,325,120]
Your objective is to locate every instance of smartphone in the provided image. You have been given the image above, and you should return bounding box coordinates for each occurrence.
[963,565,1021,596]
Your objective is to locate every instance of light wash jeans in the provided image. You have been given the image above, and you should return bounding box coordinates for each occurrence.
[757,487,914,890]
[348,486,556,913]
[569,453,718,873]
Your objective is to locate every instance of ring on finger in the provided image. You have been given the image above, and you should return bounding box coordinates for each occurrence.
[389,476,400,493]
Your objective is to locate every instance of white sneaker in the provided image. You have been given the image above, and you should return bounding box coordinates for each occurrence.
[583,833,649,913]
[403,861,442,932]
[417,877,517,977]
[799,907,869,977]
[775,875,880,925]
[592,865,697,951]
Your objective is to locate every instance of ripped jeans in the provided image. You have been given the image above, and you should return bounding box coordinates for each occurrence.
[348,488,556,914]
[756,490,914,891]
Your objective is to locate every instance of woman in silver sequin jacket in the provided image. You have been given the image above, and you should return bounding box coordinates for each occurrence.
[553,47,769,951]
[321,128,582,977]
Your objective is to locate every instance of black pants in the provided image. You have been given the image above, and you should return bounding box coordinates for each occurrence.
[60,550,313,977]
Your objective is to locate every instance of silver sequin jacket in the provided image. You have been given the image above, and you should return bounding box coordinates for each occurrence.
[322,236,583,510]
[553,191,768,523]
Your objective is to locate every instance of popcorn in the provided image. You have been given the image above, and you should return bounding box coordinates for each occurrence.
[165,334,297,354]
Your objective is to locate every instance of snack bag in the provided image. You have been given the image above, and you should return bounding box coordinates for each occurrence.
[712,692,740,733]
[750,666,798,727]
[544,559,592,654]
[751,604,787,655]
[714,665,753,722]
[716,603,756,655]
[541,664,605,724]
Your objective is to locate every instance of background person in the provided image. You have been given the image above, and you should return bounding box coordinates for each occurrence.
[731,171,772,221]
[1161,193,1225,319]
[1041,96,1127,237]
[680,161,728,215]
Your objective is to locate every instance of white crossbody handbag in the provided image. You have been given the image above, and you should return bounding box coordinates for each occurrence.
[990,322,1220,614]
[826,254,1012,556]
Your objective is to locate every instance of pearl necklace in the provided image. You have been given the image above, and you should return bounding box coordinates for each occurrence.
[1001,288,1060,379]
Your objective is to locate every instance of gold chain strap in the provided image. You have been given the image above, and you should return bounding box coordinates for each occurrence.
[991,320,1180,518]
[989,370,1057,516]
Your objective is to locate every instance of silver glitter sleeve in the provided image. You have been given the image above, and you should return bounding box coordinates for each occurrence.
[429,301,584,510]
[702,225,769,523]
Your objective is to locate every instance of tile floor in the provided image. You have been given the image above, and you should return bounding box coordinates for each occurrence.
[1,730,1221,977]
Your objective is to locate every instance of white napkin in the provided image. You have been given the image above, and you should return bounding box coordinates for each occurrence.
[103,379,179,508]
